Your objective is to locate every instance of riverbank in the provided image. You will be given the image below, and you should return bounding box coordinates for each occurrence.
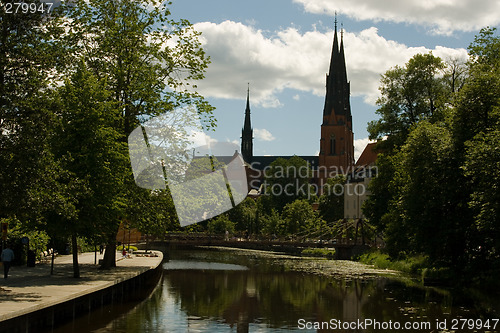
[0,251,163,333]
[201,246,399,279]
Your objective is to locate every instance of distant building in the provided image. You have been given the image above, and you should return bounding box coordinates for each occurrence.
[240,20,354,193]
[344,143,378,220]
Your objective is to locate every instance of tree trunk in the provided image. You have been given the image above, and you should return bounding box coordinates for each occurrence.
[72,233,80,278]
[100,235,117,269]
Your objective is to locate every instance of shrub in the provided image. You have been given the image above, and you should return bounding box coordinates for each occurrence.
[117,245,138,252]
[301,248,336,259]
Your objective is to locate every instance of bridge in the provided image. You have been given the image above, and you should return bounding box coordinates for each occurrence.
[147,220,379,260]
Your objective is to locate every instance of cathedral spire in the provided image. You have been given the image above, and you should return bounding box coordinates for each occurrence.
[241,83,253,162]
[323,16,350,118]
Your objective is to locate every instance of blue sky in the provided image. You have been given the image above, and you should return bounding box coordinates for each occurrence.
[169,0,497,159]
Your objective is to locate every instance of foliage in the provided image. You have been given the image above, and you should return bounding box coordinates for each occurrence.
[358,251,429,275]
[2,217,51,262]
[227,197,257,232]
[281,199,324,236]
[262,156,314,212]
[207,214,235,234]
[117,245,139,252]
[365,28,500,279]
[385,122,467,262]
[55,63,129,239]
[463,128,500,269]
[58,0,214,268]
[260,209,285,236]
[368,53,450,150]
[317,175,346,223]
[0,1,68,229]
[301,248,336,259]
[0,0,213,274]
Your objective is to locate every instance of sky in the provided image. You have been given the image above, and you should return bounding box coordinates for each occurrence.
[168,0,498,160]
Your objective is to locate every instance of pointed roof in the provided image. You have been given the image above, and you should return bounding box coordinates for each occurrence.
[323,19,351,118]
[241,84,253,162]
[243,84,252,132]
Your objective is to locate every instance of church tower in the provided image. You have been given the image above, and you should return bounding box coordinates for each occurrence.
[241,85,253,163]
[318,20,354,178]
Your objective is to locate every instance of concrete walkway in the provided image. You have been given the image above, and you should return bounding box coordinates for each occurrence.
[0,251,163,323]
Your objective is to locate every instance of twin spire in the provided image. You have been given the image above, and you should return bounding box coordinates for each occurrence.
[242,15,350,163]
[323,13,351,119]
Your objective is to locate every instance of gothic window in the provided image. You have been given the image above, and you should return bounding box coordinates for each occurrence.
[330,134,336,155]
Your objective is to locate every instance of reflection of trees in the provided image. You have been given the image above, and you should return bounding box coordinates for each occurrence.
[360,278,453,332]
[166,270,247,318]
[163,269,377,329]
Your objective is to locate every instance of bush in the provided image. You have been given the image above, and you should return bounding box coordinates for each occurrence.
[117,245,138,252]
[301,248,336,259]
[358,251,429,275]
[207,215,235,234]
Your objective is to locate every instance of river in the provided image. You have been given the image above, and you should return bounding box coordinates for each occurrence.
[48,247,500,332]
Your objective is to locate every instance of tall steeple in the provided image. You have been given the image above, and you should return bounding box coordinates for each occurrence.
[323,16,351,121]
[319,16,355,177]
[241,84,253,163]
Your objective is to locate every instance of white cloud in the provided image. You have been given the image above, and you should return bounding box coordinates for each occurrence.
[193,21,468,106]
[293,0,500,35]
[191,130,218,147]
[354,137,374,161]
[254,128,276,141]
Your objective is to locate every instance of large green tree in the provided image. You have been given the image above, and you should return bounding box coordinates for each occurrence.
[365,28,500,277]
[61,0,214,267]
[368,53,449,150]
[0,1,69,240]
[54,63,129,276]
[454,27,500,273]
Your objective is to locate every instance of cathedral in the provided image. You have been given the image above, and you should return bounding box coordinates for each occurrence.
[241,21,354,189]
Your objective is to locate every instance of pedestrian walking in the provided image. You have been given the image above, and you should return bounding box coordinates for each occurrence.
[1,245,15,278]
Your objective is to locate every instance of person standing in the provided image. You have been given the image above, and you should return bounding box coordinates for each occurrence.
[1,245,15,278]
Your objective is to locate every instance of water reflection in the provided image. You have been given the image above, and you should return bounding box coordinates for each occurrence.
[48,249,500,332]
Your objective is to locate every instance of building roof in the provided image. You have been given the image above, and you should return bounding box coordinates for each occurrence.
[355,142,378,166]
[250,155,319,170]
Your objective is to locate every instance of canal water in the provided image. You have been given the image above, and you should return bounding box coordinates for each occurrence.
[49,247,500,332]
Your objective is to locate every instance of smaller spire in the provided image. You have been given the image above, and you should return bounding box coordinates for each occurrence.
[246,82,250,111]
[334,11,337,31]
[242,83,253,162]
[341,22,344,40]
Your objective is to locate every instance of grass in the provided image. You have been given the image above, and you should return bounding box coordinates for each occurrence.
[301,248,336,259]
[358,251,429,275]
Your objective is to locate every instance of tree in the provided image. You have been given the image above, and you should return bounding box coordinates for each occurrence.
[62,0,214,268]
[362,28,500,278]
[382,122,468,263]
[453,27,500,147]
[227,197,257,233]
[317,175,346,223]
[463,128,500,269]
[281,199,324,236]
[263,156,313,212]
[207,214,235,235]
[260,209,284,236]
[54,62,129,276]
[368,53,448,150]
[455,27,500,272]
[0,1,65,222]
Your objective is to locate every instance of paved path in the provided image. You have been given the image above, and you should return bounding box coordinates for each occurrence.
[0,251,163,323]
